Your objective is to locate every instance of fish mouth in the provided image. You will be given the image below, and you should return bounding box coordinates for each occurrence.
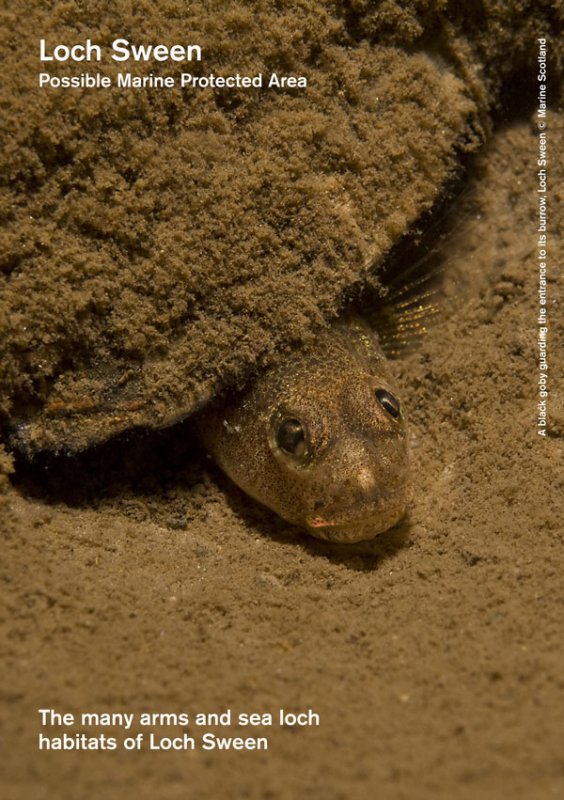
[304,505,407,543]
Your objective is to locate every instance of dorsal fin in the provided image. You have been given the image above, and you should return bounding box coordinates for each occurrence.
[358,179,480,356]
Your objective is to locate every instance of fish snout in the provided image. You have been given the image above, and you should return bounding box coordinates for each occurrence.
[303,438,409,540]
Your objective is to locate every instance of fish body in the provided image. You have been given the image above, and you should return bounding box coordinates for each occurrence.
[198,316,409,542]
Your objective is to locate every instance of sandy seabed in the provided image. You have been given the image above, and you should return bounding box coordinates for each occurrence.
[1,4,564,800]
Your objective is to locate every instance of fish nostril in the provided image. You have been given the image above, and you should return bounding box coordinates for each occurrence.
[313,499,324,511]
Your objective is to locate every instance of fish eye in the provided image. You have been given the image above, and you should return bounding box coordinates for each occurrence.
[276,418,307,458]
[375,388,401,419]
